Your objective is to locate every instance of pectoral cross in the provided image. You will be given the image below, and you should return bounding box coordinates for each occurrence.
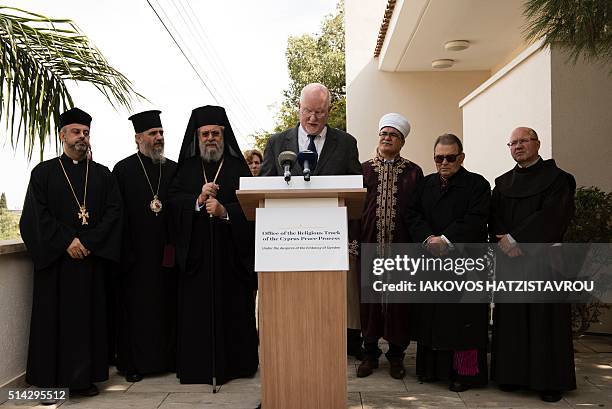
[78,205,89,225]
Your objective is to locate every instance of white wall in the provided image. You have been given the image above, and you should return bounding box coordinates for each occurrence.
[461,46,553,186]
[551,47,612,192]
[461,43,612,192]
[346,0,489,174]
[348,66,490,174]
[0,245,32,387]
[346,0,387,85]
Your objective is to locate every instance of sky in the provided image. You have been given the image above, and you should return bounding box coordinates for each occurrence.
[0,0,338,209]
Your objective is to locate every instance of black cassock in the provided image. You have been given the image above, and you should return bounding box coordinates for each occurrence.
[408,166,490,385]
[112,153,178,375]
[19,154,122,389]
[168,155,258,384]
[489,158,576,392]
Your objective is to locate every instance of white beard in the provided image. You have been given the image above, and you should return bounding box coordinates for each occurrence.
[200,139,224,162]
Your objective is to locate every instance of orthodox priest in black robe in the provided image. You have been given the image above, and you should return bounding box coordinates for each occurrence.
[112,110,178,382]
[357,113,423,380]
[169,105,258,385]
[408,134,490,392]
[19,108,122,396]
[489,127,576,403]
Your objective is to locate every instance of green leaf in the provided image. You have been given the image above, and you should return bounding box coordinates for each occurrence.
[0,5,142,160]
[523,0,612,70]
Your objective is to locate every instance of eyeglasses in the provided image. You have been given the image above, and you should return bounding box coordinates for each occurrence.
[507,138,537,147]
[434,154,460,163]
[200,130,222,139]
[300,108,327,119]
[379,131,403,140]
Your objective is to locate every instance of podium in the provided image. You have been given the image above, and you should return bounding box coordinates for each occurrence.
[237,175,366,409]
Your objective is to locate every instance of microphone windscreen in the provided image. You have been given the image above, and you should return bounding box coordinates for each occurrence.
[278,150,297,167]
[297,150,317,168]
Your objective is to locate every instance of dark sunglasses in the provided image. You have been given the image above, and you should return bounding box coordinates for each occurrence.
[434,154,460,163]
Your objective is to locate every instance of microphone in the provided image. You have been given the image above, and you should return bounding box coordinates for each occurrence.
[297,150,317,182]
[277,151,297,183]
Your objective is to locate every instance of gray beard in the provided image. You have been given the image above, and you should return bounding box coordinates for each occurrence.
[75,142,88,151]
[141,145,166,164]
[199,140,224,163]
[66,141,88,159]
[150,148,166,164]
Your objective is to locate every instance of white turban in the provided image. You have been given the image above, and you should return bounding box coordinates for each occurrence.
[379,113,410,139]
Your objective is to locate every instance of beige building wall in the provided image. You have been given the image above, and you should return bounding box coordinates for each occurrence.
[346,0,489,174]
[461,45,553,185]
[346,0,612,335]
[551,47,612,191]
[490,41,530,76]
[461,42,612,191]
[0,245,32,387]
[348,67,490,174]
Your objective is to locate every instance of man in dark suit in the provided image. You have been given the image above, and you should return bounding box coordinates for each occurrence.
[260,83,361,177]
[260,82,363,358]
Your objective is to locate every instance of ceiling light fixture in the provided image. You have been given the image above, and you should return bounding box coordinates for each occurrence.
[432,59,454,69]
[444,40,470,52]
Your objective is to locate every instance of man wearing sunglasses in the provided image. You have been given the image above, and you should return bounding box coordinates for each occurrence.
[407,133,491,392]
[489,127,576,402]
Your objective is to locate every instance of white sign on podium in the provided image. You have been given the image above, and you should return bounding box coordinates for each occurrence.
[239,175,363,190]
[241,175,361,272]
[254,206,348,272]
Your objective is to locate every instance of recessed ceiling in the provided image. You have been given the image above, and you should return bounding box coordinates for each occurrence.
[378,0,528,72]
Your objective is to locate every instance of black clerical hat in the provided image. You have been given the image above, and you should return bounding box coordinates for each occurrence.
[177,105,249,175]
[58,107,92,129]
[128,110,163,133]
[191,105,227,128]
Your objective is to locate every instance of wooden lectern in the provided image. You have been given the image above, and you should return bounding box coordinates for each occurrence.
[237,175,365,409]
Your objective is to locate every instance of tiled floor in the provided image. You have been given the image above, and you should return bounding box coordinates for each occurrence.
[2,335,610,409]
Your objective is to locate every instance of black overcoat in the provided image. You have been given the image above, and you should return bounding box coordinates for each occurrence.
[408,166,491,350]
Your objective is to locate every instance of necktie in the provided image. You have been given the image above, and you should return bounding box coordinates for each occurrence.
[440,176,448,192]
[307,134,318,170]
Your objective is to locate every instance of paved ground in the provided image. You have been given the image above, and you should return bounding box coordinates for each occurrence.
[1,335,611,408]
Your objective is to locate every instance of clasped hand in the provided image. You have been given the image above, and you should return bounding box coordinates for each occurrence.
[198,182,227,218]
[425,236,449,257]
[496,234,523,258]
[67,237,90,259]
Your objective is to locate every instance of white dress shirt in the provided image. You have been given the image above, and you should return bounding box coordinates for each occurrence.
[298,125,327,153]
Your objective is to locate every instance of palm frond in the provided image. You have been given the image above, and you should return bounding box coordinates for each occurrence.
[0,6,141,160]
[523,0,612,68]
